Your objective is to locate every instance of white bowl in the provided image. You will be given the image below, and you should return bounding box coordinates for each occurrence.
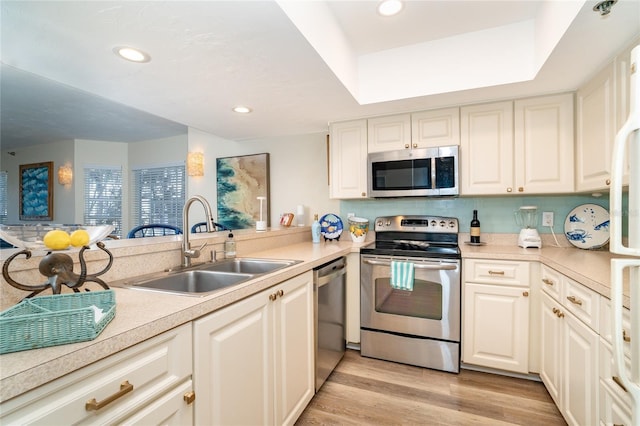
[0,224,114,251]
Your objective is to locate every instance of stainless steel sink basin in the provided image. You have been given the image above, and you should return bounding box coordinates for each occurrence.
[125,270,253,296]
[116,257,301,296]
[199,258,300,275]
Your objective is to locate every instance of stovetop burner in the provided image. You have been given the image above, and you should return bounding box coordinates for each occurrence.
[361,215,460,259]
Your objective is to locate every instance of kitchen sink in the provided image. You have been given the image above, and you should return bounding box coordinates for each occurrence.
[123,270,254,296]
[116,257,301,296]
[199,258,301,275]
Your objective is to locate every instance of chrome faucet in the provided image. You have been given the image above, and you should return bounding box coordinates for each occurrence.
[182,195,218,267]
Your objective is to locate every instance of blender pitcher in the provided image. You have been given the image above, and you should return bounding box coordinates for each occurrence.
[514,206,542,248]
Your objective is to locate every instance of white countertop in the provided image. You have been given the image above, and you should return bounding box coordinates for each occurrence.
[0,237,632,403]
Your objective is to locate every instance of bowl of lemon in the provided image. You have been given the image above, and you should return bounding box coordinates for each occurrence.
[0,224,114,251]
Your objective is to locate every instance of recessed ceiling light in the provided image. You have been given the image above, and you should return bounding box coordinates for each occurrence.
[113,46,151,63]
[232,105,253,114]
[377,0,403,17]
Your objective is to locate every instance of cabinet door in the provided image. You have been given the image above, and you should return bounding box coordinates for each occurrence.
[367,114,411,153]
[273,272,314,426]
[411,107,460,148]
[540,292,563,408]
[193,290,273,426]
[460,101,514,195]
[462,283,529,373]
[329,120,368,199]
[514,94,574,194]
[576,62,615,192]
[563,311,599,426]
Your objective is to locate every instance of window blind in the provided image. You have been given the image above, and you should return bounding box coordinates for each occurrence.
[131,164,185,229]
[84,166,123,237]
[0,171,7,224]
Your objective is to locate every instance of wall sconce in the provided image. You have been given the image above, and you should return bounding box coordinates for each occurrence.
[58,165,73,185]
[187,152,204,177]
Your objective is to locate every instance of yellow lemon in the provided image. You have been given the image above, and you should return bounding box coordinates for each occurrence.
[70,229,90,247]
[43,230,71,250]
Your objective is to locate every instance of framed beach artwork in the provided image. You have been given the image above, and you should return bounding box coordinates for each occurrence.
[216,153,270,230]
[19,161,53,221]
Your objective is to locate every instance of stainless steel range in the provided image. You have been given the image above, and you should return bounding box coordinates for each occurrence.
[360,215,461,373]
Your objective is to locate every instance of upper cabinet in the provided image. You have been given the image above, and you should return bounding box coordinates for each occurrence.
[329,119,368,199]
[576,38,638,192]
[460,101,514,195]
[368,109,460,153]
[367,114,411,153]
[461,95,574,195]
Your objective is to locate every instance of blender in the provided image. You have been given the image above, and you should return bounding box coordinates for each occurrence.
[515,206,542,248]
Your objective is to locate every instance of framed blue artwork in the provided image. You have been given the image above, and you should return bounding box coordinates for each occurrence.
[216,153,269,230]
[19,161,53,221]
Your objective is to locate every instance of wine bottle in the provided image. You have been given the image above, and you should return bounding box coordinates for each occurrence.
[470,210,481,243]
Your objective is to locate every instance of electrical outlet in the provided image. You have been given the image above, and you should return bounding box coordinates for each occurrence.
[542,211,554,227]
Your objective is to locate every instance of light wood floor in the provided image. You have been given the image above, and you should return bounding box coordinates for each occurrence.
[296,350,566,425]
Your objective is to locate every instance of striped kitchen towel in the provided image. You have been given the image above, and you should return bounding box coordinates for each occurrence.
[390,261,414,291]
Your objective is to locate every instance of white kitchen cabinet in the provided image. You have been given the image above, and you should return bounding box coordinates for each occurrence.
[461,95,574,196]
[462,259,530,374]
[329,119,368,199]
[599,338,633,426]
[411,107,460,148]
[460,101,514,195]
[576,62,616,192]
[514,94,574,194]
[367,114,411,153]
[0,323,193,425]
[193,272,314,426]
[539,265,600,426]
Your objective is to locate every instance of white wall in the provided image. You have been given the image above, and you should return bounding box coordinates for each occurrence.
[188,127,339,228]
[1,140,75,223]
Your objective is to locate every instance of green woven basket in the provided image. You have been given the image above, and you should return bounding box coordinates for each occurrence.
[0,290,116,354]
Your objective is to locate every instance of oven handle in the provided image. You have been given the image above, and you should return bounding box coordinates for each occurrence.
[362,258,457,270]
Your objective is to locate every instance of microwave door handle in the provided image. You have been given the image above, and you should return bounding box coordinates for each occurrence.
[431,157,437,189]
[363,258,457,270]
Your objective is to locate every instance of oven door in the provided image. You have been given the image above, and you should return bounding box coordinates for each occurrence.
[361,254,460,341]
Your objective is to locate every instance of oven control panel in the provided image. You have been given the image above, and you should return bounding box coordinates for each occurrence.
[374,215,458,233]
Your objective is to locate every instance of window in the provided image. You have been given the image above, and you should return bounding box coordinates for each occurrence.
[131,163,185,230]
[0,171,7,224]
[84,166,123,237]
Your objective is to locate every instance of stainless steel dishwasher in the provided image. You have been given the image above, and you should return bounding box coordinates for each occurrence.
[313,256,346,392]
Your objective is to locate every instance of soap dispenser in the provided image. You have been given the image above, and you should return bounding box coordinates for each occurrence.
[224,232,236,258]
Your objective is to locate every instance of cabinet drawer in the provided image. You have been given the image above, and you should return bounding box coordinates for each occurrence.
[0,323,192,425]
[598,339,632,405]
[564,276,600,332]
[599,297,632,359]
[464,259,530,286]
[540,264,563,301]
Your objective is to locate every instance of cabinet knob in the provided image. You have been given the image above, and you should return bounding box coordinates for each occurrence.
[507,187,513,193]
[361,192,366,197]
[606,179,611,186]
[269,293,277,301]
[413,143,418,148]
[405,144,410,149]
[522,291,529,297]
[518,187,524,192]
[277,289,284,297]
[557,311,565,318]
[183,391,196,405]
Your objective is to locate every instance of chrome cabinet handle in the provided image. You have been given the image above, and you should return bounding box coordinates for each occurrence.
[86,381,133,411]
[566,295,582,306]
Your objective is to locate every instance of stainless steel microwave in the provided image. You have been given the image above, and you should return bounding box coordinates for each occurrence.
[368,146,459,197]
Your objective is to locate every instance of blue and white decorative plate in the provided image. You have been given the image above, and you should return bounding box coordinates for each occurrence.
[319,214,343,241]
[564,204,610,249]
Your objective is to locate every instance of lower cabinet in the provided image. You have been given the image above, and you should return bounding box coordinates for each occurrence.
[0,323,193,425]
[193,271,314,426]
[462,259,530,374]
[539,265,600,426]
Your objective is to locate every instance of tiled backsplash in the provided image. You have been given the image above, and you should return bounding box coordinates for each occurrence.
[341,193,627,235]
